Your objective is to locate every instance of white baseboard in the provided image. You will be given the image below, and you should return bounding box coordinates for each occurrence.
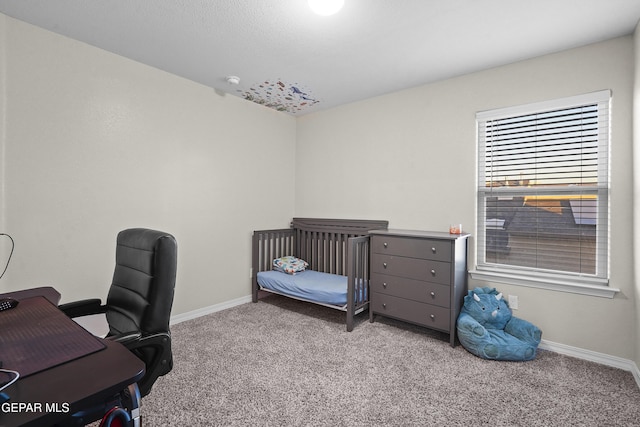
[170,294,252,325]
[539,339,640,389]
[169,297,640,390]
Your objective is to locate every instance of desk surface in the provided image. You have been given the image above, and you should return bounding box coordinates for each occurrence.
[0,289,144,427]
[1,286,61,305]
[0,296,106,378]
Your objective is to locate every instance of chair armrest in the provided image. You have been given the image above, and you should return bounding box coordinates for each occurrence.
[504,316,542,346]
[122,332,171,356]
[128,333,172,369]
[58,299,105,318]
[117,332,173,396]
[106,331,143,345]
[456,312,489,338]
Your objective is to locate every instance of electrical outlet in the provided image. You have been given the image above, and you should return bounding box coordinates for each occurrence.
[508,294,519,310]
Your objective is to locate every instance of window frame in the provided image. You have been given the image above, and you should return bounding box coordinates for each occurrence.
[470,90,618,298]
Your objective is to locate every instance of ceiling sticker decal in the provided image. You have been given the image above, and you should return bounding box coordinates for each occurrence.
[238,79,320,114]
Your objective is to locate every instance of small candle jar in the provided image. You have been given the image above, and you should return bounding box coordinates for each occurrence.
[449,224,462,234]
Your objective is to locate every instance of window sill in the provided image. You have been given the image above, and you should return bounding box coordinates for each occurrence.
[469,268,619,298]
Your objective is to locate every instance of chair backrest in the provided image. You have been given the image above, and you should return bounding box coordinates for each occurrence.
[105,228,177,337]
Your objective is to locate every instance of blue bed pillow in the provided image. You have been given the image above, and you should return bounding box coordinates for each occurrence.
[273,256,309,275]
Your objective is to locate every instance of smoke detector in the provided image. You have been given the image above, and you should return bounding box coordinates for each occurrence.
[226,76,240,85]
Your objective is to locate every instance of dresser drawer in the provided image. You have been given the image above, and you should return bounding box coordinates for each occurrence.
[371,293,450,331]
[371,273,450,307]
[371,254,451,284]
[371,235,451,262]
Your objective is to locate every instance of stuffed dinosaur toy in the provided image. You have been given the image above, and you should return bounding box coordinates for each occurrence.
[456,287,542,361]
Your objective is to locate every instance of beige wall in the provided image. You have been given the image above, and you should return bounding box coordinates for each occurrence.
[296,36,636,360]
[0,15,297,314]
[633,20,640,370]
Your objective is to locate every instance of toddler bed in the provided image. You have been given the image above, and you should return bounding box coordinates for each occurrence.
[252,218,388,331]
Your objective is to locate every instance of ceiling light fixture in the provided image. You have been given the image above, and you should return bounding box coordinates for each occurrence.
[308,0,344,16]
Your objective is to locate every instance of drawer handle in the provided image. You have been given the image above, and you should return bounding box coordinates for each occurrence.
[383,282,388,288]
[382,303,387,309]
[430,314,435,320]
[383,242,388,248]
[430,269,436,276]
[383,262,388,269]
[431,247,436,253]
[430,291,435,298]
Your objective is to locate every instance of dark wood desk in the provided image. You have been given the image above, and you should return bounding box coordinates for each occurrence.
[1,286,61,305]
[0,288,145,427]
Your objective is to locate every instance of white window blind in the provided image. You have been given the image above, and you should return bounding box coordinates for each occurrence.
[476,90,610,286]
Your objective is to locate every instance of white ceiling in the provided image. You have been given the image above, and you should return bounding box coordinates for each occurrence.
[1,0,640,115]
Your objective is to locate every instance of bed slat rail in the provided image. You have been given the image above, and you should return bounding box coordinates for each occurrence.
[252,218,389,329]
[346,235,370,332]
[252,228,294,302]
[293,218,388,277]
[297,230,351,275]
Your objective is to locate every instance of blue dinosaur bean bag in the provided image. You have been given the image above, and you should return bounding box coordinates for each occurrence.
[456,287,542,361]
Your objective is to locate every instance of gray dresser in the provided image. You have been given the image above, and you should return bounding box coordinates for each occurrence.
[369,229,470,346]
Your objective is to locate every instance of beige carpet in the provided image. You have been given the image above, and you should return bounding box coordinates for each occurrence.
[140,294,640,426]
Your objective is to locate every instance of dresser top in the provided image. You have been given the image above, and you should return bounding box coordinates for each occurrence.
[369,229,471,240]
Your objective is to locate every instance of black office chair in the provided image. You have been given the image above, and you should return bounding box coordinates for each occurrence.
[60,228,177,398]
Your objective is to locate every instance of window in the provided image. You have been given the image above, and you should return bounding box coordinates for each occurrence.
[472,90,615,297]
